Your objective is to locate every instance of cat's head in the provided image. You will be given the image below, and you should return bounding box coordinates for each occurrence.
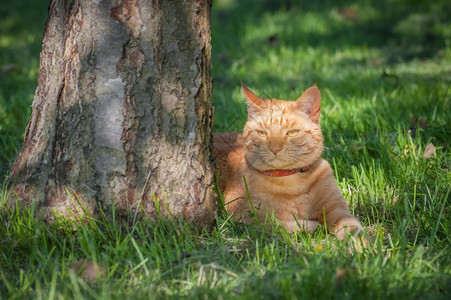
[241,83,324,171]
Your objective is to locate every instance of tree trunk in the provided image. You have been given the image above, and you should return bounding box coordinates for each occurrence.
[8,0,215,226]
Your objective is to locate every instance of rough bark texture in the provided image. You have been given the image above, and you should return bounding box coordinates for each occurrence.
[9,0,215,226]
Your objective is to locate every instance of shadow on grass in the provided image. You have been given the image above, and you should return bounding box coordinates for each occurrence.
[0,1,48,180]
[213,0,450,62]
[211,0,451,124]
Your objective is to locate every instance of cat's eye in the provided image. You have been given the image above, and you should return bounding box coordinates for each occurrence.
[287,130,299,137]
[256,130,268,137]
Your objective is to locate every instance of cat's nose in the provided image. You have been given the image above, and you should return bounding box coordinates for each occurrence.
[269,144,283,155]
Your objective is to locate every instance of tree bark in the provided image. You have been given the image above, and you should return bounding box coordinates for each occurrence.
[8,0,215,226]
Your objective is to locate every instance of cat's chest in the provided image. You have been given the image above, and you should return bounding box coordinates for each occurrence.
[242,181,314,221]
[244,173,315,206]
[239,159,329,201]
[245,172,311,195]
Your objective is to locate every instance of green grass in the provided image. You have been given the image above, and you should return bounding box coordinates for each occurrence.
[1,0,451,299]
[0,1,47,177]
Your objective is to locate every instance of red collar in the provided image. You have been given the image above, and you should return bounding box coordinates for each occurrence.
[262,165,312,177]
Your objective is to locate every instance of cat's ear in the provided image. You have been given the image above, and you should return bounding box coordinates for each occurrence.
[242,83,265,116]
[295,84,321,123]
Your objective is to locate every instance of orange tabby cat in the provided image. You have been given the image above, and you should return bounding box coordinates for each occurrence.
[214,83,366,244]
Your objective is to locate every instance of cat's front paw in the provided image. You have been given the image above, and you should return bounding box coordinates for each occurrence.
[282,219,319,233]
[333,217,369,251]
